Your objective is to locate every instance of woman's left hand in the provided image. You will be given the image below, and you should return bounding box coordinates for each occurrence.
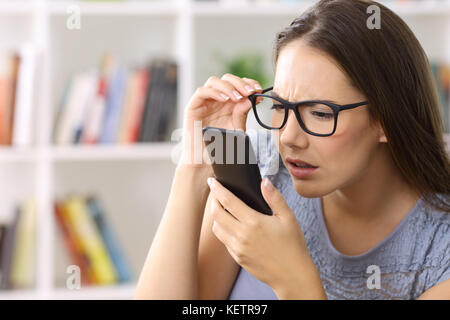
[207,176,314,295]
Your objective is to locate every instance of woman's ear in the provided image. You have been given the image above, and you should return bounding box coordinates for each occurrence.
[378,126,387,143]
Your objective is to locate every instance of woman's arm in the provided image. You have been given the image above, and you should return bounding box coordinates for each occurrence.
[417,278,450,300]
[134,164,212,299]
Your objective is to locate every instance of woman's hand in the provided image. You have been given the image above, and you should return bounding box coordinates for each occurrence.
[180,74,263,167]
[206,176,325,298]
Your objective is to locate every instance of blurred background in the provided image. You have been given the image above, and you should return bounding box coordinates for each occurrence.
[0,0,449,299]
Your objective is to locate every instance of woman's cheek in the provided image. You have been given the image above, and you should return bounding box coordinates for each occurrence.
[317,133,365,189]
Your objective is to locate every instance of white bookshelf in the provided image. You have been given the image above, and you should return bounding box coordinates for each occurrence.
[0,0,449,300]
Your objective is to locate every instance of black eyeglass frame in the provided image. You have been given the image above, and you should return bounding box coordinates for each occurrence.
[248,86,369,137]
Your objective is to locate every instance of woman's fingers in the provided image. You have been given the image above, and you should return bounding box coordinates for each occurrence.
[187,86,230,111]
[242,77,263,92]
[221,73,261,98]
[211,197,240,250]
[203,76,244,102]
[193,74,265,130]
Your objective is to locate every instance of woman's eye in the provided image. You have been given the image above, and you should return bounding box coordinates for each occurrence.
[271,104,284,110]
[311,111,333,119]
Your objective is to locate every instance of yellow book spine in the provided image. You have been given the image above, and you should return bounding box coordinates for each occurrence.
[63,196,117,285]
[10,199,37,288]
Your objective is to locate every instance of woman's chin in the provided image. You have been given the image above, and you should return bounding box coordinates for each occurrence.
[291,181,321,198]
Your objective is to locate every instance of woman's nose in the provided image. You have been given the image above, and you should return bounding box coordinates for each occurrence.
[279,110,309,149]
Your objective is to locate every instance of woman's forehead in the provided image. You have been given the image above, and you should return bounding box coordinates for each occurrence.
[274,43,361,102]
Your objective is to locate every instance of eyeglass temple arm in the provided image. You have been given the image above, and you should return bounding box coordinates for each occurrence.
[338,101,369,111]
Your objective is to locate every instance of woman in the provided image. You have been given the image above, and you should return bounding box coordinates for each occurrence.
[134,0,450,299]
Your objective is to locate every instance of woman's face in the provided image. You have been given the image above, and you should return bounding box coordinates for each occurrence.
[273,39,385,198]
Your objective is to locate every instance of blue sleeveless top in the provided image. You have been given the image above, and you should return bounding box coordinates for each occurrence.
[228,129,450,300]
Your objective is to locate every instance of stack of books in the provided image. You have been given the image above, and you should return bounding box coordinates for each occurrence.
[0,44,37,148]
[53,55,178,145]
[0,200,37,290]
[54,195,133,286]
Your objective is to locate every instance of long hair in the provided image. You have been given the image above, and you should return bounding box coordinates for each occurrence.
[273,0,450,212]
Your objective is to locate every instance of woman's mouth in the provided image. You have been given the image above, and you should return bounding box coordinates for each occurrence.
[286,157,319,178]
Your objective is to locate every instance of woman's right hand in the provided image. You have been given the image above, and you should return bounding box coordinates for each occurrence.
[180,73,263,167]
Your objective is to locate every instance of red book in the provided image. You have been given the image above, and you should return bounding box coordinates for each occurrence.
[129,68,150,143]
[54,201,93,286]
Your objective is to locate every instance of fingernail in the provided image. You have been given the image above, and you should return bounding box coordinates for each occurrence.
[264,178,273,191]
[254,84,262,90]
[233,90,243,100]
[220,93,230,101]
[245,85,255,93]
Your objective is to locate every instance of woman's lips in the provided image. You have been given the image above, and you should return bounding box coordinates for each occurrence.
[285,157,317,168]
[287,161,319,179]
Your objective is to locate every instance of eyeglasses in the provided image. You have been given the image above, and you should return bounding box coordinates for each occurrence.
[248,86,369,137]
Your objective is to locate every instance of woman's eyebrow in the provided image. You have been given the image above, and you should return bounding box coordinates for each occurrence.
[271,91,339,104]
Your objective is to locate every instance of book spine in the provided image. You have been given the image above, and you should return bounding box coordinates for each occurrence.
[10,200,37,289]
[81,76,108,144]
[13,44,36,148]
[6,54,20,146]
[139,60,165,142]
[0,208,21,289]
[62,196,118,285]
[0,52,13,145]
[99,66,127,144]
[117,70,138,144]
[54,201,93,286]
[86,197,132,283]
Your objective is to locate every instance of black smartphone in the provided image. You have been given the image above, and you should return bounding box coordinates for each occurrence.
[202,126,272,215]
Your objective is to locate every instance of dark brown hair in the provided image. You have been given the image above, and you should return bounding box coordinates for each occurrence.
[273,0,450,212]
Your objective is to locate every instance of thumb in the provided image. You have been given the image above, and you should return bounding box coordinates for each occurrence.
[261,177,291,217]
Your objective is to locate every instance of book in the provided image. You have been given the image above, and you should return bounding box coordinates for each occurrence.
[61,196,118,285]
[9,199,36,289]
[157,61,178,141]
[0,207,20,289]
[0,52,17,145]
[73,71,97,144]
[80,54,116,144]
[117,69,138,144]
[54,73,96,145]
[99,65,127,143]
[54,201,93,286]
[0,224,8,288]
[12,44,37,148]
[86,196,132,283]
[4,53,20,146]
[139,59,170,142]
[127,68,150,143]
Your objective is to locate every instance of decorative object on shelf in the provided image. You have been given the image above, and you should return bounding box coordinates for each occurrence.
[213,50,271,89]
